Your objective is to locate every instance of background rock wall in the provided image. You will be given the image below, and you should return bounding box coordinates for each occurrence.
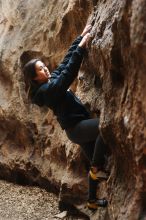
[0,0,146,219]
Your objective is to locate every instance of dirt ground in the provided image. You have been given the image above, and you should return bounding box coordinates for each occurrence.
[0,180,60,220]
[0,180,87,220]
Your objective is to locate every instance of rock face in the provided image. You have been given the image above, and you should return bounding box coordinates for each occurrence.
[0,0,146,219]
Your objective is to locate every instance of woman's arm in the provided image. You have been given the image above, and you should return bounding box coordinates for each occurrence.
[48,33,91,98]
[56,36,83,69]
[54,25,92,74]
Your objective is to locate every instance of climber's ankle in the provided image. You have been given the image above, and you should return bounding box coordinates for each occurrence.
[89,166,108,181]
[91,166,103,173]
[91,166,98,173]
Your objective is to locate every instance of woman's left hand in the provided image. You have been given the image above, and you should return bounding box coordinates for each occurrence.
[81,24,92,37]
[79,33,91,48]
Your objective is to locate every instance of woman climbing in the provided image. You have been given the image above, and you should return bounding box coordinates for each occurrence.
[22,24,108,210]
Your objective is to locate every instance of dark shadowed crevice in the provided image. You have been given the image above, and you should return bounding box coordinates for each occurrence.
[110,31,125,87]
[0,60,13,86]
[94,74,103,89]
[20,51,42,68]
[139,192,146,220]
[0,164,60,195]
[0,60,13,107]
[20,50,51,70]
[92,0,98,7]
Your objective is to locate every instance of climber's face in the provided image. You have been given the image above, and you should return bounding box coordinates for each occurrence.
[34,60,51,83]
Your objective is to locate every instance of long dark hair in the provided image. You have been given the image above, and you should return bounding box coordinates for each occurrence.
[22,58,40,98]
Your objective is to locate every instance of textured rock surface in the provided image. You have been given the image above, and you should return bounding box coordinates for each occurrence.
[0,0,146,219]
[83,0,146,219]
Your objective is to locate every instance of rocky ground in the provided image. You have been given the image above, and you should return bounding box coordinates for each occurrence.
[0,180,87,220]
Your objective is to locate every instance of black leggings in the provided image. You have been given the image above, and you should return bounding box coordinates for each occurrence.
[65,118,107,201]
[65,118,106,168]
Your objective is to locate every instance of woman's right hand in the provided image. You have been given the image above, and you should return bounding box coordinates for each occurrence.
[78,33,91,48]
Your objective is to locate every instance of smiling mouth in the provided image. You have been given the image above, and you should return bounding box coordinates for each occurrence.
[45,72,49,77]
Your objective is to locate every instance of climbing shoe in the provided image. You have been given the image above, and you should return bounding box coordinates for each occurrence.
[87,198,108,210]
[89,169,108,181]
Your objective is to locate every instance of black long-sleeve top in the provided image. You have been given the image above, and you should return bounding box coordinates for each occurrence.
[30,36,90,129]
